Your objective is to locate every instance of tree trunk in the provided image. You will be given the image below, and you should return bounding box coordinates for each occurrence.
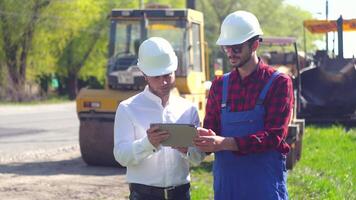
[0,0,51,101]
[67,72,78,100]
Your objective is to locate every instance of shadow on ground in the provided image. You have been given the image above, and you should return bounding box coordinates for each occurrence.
[0,157,126,176]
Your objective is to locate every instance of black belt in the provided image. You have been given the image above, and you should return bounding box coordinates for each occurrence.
[129,183,190,199]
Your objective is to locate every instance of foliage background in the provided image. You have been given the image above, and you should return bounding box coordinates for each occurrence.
[0,0,321,100]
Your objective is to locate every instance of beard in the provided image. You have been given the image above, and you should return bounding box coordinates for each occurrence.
[229,48,253,69]
[230,53,252,69]
[148,80,176,98]
[237,55,251,69]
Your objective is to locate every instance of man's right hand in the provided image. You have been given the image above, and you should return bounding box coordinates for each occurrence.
[146,125,169,148]
[196,127,216,136]
[193,127,238,152]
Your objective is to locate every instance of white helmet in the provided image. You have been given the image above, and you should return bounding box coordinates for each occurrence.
[137,37,178,76]
[216,10,263,45]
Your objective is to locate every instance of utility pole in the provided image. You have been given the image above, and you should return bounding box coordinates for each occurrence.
[139,0,144,9]
[325,0,329,53]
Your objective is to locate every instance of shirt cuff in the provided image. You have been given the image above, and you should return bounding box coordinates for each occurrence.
[181,150,189,159]
[140,136,159,153]
[233,137,247,155]
[186,147,206,166]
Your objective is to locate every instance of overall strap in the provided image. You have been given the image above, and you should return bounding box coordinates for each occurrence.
[221,72,230,108]
[256,71,280,105]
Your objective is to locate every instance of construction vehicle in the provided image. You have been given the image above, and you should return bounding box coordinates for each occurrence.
[76,4,209,166]
[259,37,305,169]
[300,17,356,126]
[76,5,304,169]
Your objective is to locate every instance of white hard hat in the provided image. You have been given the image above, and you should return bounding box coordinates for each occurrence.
[137,37,177,76]
[216,10,263,46]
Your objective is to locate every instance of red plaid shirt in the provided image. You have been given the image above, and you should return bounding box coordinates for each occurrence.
[203,60,293,155]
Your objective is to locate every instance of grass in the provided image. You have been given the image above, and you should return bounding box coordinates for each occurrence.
[190,126,356,200]
[0,95,70,105]
[190,156,214,200]
[288,126,356,199]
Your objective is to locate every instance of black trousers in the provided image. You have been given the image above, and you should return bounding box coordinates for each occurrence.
[129,183,190,200]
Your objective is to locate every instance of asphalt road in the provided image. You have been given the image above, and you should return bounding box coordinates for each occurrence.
[0,102,79,161]
[0,102,129,200]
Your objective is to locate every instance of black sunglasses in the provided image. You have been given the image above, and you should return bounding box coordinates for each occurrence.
[221,43,245,53]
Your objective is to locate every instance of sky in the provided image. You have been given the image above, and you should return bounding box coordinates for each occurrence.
[284,0,356,58]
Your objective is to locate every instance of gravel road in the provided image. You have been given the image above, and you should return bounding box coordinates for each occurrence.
[0,103,129,200]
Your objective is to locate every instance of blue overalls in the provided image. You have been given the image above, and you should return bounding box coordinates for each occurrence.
[213,71,288,200]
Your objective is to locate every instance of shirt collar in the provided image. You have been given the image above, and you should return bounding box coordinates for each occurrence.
[143,85,171,107]
[234,58,264,84]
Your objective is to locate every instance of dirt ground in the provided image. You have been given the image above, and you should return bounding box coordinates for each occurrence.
[0,144,130,200]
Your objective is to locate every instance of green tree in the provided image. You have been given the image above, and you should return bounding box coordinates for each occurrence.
[56,22,104,99]
[0,0,321,101]
[31,0,137,99]
[0,0,51,100]
[196,0,321,72]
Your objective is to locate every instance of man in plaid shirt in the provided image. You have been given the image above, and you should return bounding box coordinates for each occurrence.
[194,11,293,200]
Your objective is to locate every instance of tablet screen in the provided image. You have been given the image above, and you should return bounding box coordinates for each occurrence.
[150,123,197,147]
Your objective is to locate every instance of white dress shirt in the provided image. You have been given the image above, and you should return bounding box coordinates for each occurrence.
[113,86,205,187]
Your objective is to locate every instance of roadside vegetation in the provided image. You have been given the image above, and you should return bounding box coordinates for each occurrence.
[0,95,70,105]
[0,0,319,102]
[190,125,356,200]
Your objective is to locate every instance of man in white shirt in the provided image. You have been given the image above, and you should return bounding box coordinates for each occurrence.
[113,37,205,200]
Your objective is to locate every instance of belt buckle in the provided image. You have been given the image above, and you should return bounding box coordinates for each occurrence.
[164,186,175,199]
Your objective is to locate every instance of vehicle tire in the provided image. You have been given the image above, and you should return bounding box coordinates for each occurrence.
[79,119,122,167]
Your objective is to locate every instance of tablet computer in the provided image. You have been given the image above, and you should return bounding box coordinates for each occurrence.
[150,123,197,147]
